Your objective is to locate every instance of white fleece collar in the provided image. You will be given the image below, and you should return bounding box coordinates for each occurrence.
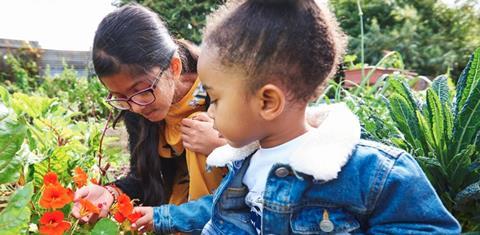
[207,103,361,181]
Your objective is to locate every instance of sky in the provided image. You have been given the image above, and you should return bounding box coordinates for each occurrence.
[0,0,475,51]
[0,0,116,51]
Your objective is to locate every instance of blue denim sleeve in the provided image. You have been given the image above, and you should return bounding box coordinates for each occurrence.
[153,195,213,234]
[367,153,461,234]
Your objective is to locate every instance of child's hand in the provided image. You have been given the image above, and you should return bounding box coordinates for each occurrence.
[131,206,154,233]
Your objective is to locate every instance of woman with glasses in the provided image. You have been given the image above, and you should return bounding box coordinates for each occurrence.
[72,4,226,222]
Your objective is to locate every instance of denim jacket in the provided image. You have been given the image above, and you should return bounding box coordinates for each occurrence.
[153,103,461,234]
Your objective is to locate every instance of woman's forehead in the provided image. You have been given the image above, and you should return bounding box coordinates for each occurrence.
[100,71,152,94]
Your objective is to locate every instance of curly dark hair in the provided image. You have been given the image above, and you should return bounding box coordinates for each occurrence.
[203,0,347,102]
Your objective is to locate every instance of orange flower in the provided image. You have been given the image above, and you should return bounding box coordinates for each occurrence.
[117,193,133,216]
[127,212,142,223]
[66,188,74,201]
[113,211,126,223]
[39,185,73,209]
[39,211,71,235]
[90,178,98,185]
[43,172,59,186]
[73,167,88,188]
[112,193,136,223]
[79,198,100,216]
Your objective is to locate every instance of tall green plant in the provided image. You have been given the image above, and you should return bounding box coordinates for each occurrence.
[386,48,480,231]
[39,65,110,121]
[0,83,126,193]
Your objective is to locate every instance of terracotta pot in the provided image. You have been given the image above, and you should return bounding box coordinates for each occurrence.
[343,66,418,88]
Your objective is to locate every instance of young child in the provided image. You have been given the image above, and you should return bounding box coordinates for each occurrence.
[132,0,461,234]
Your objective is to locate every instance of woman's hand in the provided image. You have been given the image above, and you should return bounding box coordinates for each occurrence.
[72,184,114,223]
[181,112,227,155]
[131,207,154,233]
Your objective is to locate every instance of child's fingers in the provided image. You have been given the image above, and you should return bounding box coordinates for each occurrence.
[133,215,151,229]
[136,224,148,234]
[138,224,152,234]
[131,207,151,229]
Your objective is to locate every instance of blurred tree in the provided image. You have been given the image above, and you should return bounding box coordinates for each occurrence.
[118,0,479,78]
[117,0,223,44]
[330,0,480,78]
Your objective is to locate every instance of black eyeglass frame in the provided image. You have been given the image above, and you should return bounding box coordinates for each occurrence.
[105,69,165,110]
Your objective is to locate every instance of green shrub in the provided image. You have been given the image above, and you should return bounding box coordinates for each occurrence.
[330,0,480,78]
[386,48,480,231]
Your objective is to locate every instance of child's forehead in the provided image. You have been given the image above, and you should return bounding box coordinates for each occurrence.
[199,50,238,78]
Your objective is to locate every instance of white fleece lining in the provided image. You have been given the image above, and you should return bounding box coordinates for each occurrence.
[206,103,361,181]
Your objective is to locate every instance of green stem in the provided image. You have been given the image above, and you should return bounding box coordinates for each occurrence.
[97,110,113,184]
[356,0,365,80]
[70,219,80,235]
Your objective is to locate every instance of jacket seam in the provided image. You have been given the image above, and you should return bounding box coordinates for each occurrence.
[366,153,399,213]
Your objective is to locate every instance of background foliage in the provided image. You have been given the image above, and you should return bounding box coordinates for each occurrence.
[117,0,223,44]
[120,0,480,78]
[1,0,479,233]
[331,0,480,78]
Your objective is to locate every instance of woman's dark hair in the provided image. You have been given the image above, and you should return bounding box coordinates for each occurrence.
[92,4,199,205]
[203,0,347,102]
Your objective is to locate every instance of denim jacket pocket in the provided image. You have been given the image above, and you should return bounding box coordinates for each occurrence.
[290,206,360,234]
[220,186,249,210]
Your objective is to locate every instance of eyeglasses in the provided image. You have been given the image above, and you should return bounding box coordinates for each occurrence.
[105,69,164,110]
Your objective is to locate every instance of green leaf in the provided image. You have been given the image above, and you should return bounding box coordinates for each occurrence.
[0,102,10,122]
[451,48,480,157]
[454,180,480,214]
[455,180,480,202]
[10,93,55,118]
[90,218,119,235]
[443,102,454,144]
[0,115,27,184]
[388,78,419,110]
[0,86,10,105]
[454,48,480,117]
[451,69,480,156]
[426,90,446,161]
[431,75,451,104]
[416,110,433,153]
[387,93,425,156]
[446,145,475,191]
[0,182,34,235]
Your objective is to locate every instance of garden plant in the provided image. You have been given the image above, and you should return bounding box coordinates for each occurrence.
[0,0,479,233]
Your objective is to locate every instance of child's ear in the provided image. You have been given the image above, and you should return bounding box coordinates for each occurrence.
[256,84,286,121]
[169,53,183,79]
